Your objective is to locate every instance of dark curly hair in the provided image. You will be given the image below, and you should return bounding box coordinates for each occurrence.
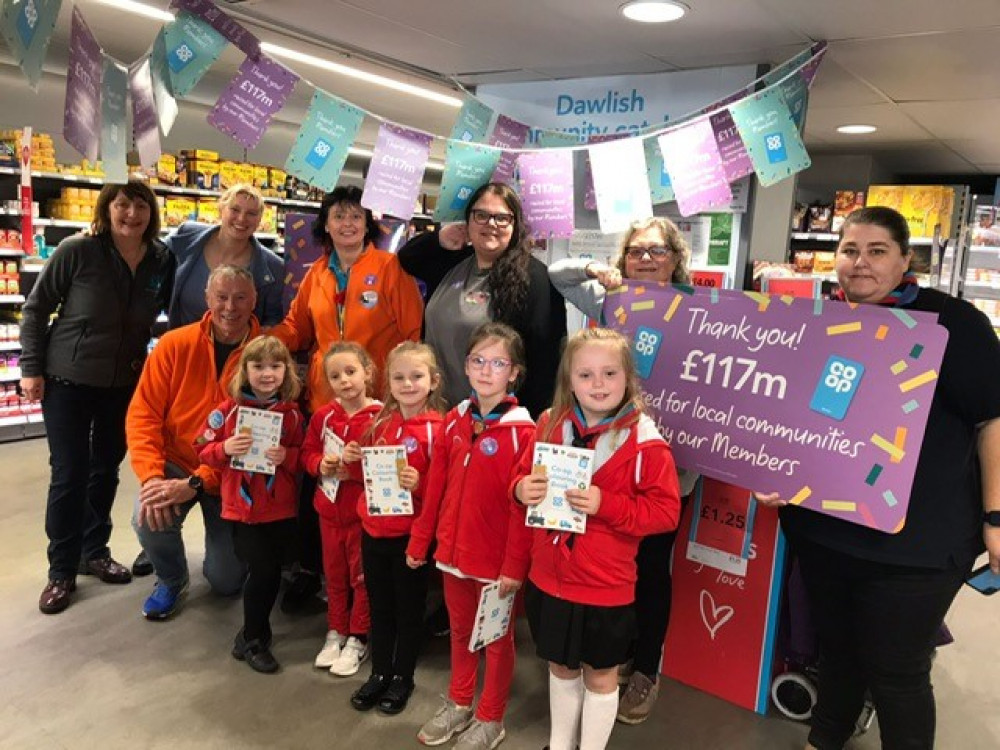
[312,186,380,251]
[463,182,531,327]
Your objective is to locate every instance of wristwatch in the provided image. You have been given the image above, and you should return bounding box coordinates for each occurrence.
[187,475,204,494]
[984,511,1000,527]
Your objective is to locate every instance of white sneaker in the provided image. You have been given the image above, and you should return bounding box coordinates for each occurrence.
[314,630,346,669]
[329,635,368,676]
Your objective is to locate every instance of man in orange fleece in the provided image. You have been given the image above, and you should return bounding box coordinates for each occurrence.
[127,265,259,620]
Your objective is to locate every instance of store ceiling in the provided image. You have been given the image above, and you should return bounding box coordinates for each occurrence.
[16,0,1000,175]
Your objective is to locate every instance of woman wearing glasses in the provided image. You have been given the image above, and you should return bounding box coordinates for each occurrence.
[548,216,698,725]
[398,182,566,418]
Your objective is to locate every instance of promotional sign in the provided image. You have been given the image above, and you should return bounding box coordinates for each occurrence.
[450,97,494,143]
[644,136,675,205]
[710,108,754,183]
[63,7,102,162]
[170,0,260,59]
[435,140,502,223]
[285,90,365,191]
[663,479,786,714]
[150,30,178,137]
[517,149,575,238]
[100,59,129,183]
[729,88,811,187]
[589,136,652,233]
[129,56,161,167]
[162,10,228,96]
[0,0,61,89]
[606,285,948,532]
[208,54,298,148]
[362,122,433,221]
[659,119,732,217]
[281,212,324,314]
[489,114,530,185]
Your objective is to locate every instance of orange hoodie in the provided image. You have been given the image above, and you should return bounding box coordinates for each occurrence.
[126,312,261,494]
[269,244,423,412]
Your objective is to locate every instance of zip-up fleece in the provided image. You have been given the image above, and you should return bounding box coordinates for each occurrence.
[510,409,681,607]
[408,399,535,582]
[269,244,423,412]
[196,396,305,524]
[360,409,444,538]
[302,400,382,526]
[127,312,261,493]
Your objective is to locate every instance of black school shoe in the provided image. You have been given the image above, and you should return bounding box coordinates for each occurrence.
[377,675,415,715]
[280,570,323,614]
[232,629,279,674]
[351,673,390,711]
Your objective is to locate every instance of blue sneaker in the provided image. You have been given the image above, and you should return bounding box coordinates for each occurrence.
[142,581,188,620]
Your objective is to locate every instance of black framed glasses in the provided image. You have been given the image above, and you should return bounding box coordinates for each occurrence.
[625,245,673,260]
[466,355,512,371]
[470,209,515,228]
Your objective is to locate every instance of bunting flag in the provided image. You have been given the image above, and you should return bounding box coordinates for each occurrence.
[361,122,433,220]
[63,6,102,162]
[659,118,732,217]
[162,11,228,96]
[589,137,652,234]
[435,140,502,223]
[150,30,179,137]
[536,130,581,148]
[129,55,161,168]
[729,87,811,187]
[207,54,299,148]
[0,0,61,90]
[517,149,575,238]
[285,90,365,191]
[449,97,494,143]
[170,0,260,59]
[584,133,625,211]
[100,58,129,183]
[643,136,674,205]
[710,108,754,183]
[489,114,530,185]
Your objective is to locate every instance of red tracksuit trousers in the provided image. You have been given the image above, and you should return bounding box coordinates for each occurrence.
[319,519,369,635]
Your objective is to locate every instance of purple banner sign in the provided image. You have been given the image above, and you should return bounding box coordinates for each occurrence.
[63,7,102,162]
[659,118,732,217]
[208,55,298,148]
[606,285,948,533]
[170,0,260,58]
[129,56,161,168]
[489,114,530,185]
[710,109,753,183]
[517,149,574,238]
[362,122,433,221]
[282,212,323,314]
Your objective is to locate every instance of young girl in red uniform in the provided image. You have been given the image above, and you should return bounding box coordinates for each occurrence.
[301,342,381,676]
[408,323,535,750]
[196,336,304,674]
[513,328,682,750]
[348,342,446,715]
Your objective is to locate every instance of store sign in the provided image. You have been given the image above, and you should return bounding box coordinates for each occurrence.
[63,6,102,162]
[362,122,433,221]
[607,285,948,533]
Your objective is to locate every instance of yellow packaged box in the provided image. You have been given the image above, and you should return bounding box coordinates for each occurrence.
[866,186,906,213]
[259,204,278,233]
[188,160,220,190]
[236,163,254,186]
[218,160,241,190]
[164,197,197,227]
[197,199,220,225]
[252,165,270,189]
[812,251,836,273]
[180,149,219,162]
[269,168,287,193]
[157,154,181,186]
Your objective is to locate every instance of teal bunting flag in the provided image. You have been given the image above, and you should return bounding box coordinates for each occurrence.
[728,88,811,187]
[162,11,228,97]
[643,136,674,205]
[0,0,61,90]
[285,90,365,191]
[449,97,494,143]
[100,58,128,183]
[435,140,502,222]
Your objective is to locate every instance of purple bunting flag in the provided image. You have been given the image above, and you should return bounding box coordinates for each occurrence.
[63,7,102,162]
[207,55,298,149]
[489,114,530,185]
[517,149,575,239]
[710,109,753,183]
[129,56,161,168]
[170,0,260,59]
[659,119,732,217]
[362,123,433,221]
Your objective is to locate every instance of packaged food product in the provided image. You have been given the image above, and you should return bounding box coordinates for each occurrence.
[164,197,197,227]
[188,160,220,190]
[807,204,833,232]
[180,149,219,162]
[218,160,241,190]
[832,191,865,233]
[812,251,836,273]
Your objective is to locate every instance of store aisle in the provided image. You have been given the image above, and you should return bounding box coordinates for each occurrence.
[1,437,997,749]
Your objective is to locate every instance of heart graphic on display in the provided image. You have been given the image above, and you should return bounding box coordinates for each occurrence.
[699,589,735,641]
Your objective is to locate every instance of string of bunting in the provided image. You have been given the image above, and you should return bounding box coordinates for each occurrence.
[1,0,826,232]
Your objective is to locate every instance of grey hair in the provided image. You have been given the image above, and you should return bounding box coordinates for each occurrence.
[206,263,255,290]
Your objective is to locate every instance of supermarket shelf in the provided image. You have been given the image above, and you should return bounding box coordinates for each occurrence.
[791,232,938,245]
[0,247,25,257]
[0,367,21,382]
[0,295,25,304]
[0,341,20,351]
[963,284,1000,301]
[970,245,1000,253]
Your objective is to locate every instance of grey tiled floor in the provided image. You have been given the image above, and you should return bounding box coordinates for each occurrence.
[2,437,997,749]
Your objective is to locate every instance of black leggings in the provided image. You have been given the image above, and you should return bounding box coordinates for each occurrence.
[233,520,296,642]
[632,528,679,678]
[362,532,429,680]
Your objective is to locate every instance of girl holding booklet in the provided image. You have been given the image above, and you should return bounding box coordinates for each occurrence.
[196,336,304,674]
[512,328,682,750]
[301,343,381,677]
[407,323,535,750]
[350,342,446,716]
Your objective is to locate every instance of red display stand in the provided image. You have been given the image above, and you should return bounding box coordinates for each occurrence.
[661,478,787,714]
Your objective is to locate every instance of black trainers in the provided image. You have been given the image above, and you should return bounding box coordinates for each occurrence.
[232,629,279,674]
[377,675,415,715]
[280,570,323,614]
[350,673,390,711]
[131,550,154,577]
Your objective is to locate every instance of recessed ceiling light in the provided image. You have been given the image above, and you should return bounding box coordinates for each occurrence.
[619,1,688,23]
[837,124,878,134]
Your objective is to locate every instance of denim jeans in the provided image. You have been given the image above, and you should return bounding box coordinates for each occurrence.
[42,378,134,580]
[131,463,245,595]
